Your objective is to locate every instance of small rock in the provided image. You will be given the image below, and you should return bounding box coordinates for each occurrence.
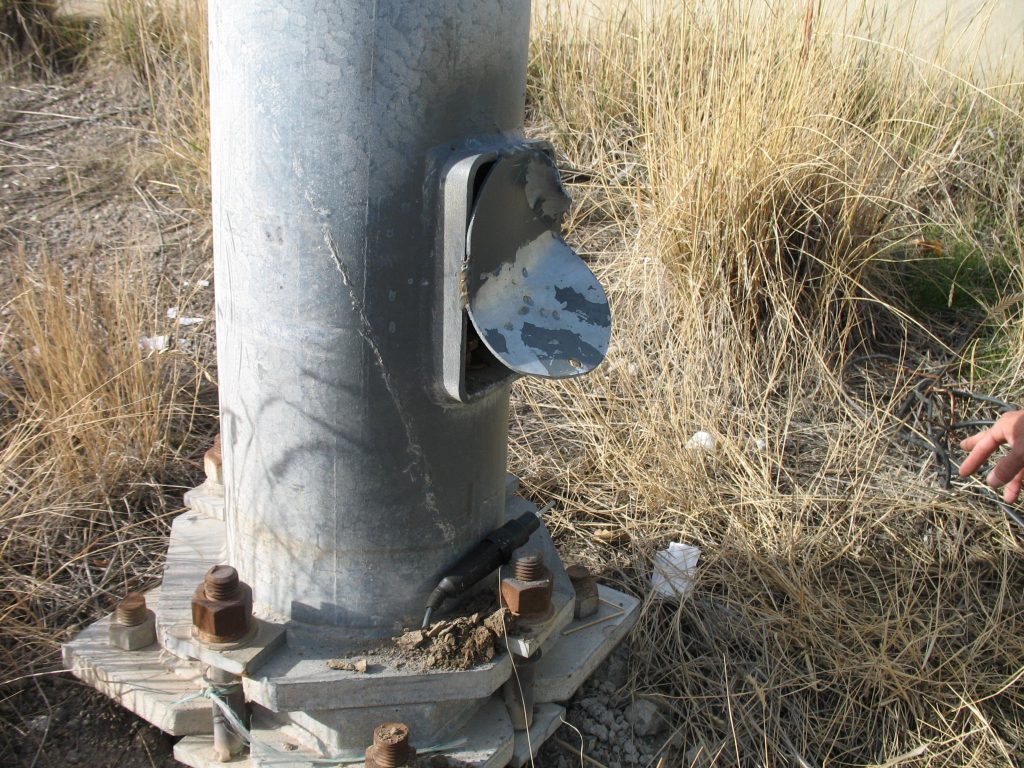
[65,751,80,764]
[593,527,631,544]
[579,697,602,717]
[624,699,665,737]
[326,657,368,673]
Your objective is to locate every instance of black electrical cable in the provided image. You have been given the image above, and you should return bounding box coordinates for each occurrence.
[420,511,540,628]
[839,353,1023,528]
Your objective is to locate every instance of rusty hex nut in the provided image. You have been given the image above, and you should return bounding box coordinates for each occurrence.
[499,568,553,621]
[566,564,599,619]
[191,565,253,644]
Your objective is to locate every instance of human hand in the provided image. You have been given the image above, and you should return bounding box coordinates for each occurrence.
[959,410,1024,503]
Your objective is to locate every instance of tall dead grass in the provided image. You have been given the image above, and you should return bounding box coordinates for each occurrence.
[0,0,93,75]
[0,251,207,677]
[104,0,208,203]
[514,1,1024,765]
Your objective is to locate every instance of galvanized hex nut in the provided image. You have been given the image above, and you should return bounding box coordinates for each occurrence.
[566,564,599,619]
[108,594,157,651]
[191,565,253,645]
[109,612,157,650]
[499,568,553,621]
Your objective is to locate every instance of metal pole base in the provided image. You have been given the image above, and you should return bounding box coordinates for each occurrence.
[63,480,640,767]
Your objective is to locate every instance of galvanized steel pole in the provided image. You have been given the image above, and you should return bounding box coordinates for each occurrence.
[209,1,531,630]
[67,6,625,759]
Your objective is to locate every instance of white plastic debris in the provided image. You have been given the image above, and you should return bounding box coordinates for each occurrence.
[197,279,210,288]
[650,542,700,601]
[139,335,169,352]
[685,430,716,451]
[166,306,178,319]
[177,316,204,326]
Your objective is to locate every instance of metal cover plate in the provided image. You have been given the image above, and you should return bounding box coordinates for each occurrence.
[466,150,611,378]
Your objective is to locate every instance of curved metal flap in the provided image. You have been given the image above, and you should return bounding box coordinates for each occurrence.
[466,150,611,379]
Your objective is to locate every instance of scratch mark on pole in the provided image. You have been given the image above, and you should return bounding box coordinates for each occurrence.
[321,226,439,515]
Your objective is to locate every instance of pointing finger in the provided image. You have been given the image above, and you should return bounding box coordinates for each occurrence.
[960,433,982,451]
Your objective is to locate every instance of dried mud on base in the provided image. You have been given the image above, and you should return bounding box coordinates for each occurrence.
[324,605,516,675]
[390,607,514,671]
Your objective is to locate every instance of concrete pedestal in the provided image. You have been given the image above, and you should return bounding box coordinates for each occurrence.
[63,481,641,767]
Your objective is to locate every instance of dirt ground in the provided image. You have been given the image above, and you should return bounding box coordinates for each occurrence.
[0,65,213,301]
[1,675,177,767]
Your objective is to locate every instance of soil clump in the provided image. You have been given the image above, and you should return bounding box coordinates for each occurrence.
[390,607,514,672]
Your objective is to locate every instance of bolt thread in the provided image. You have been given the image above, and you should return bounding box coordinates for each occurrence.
[514,554,544,581]
[372,723,410,767]
[116,593,147,626]
[204,565,239,600]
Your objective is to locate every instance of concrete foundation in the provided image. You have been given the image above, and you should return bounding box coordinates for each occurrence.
[63,480,641,766]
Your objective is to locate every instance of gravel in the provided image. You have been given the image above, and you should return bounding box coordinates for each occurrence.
[536,646,678,768]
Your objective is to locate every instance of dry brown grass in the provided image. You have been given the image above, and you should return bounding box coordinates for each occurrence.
[0,0,94,76]
[0,248,210,679]
[104,0,207,203]
[512,1,1024,765]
